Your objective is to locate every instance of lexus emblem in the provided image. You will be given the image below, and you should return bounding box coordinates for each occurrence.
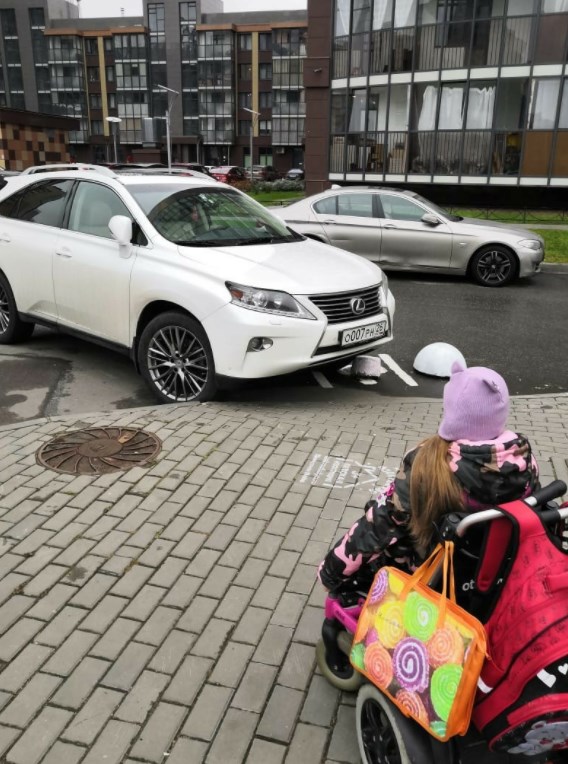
[350,297,366,315]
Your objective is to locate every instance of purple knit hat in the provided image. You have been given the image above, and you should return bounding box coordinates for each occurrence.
[438,363,510,442]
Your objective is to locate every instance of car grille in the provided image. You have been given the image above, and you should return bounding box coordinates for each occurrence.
[308,285,382,325]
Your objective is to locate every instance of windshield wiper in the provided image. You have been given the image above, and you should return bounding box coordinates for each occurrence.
[173,239,221,247]
[232,235,295,246]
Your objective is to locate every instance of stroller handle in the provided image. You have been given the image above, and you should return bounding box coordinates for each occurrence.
[455,480,568,538]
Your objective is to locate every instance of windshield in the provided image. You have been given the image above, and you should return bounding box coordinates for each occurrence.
[128,184,302,246]
[412,193,462,222]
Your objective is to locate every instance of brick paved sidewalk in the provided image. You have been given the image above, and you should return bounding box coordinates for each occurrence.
[0,394,567,764]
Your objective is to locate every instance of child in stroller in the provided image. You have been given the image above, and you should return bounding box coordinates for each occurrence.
[317,364,566,762]
[318,482,568,764]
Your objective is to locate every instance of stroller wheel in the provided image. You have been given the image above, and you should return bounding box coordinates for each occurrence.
[356,684,446,764]
[315,637,364,692]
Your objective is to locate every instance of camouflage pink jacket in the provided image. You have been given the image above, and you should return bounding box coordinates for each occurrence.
[318,431,539,591]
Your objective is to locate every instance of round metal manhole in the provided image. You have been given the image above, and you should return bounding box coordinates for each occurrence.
[36,427,161,475]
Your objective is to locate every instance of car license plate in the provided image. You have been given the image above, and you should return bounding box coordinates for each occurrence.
[341,320,387,347]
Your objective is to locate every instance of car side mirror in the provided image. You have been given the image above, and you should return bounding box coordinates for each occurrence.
[421,213,441,226]
[109,215,133,253]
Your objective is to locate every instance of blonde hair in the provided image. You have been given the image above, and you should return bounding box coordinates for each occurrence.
[409,435,464,552]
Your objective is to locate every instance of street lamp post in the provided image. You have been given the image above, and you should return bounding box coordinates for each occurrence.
[243,107,260,180]
[157,84,179,174]
[106,116,121,164]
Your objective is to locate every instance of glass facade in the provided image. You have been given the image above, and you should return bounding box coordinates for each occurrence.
[0,8,24,108]
[198,30,234,144]
[272,28,306,147]
[180,1,198,136]
[29,7,51,113]
[48,35,88,143]
[330,0,568,183]
[114,33,150,144]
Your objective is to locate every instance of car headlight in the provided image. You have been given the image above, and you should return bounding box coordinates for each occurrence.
[518,239,541,251]
[380,272,389,301]
[226,282,316,320]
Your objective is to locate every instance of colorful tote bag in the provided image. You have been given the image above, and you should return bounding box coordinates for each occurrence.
[350,542,487,742]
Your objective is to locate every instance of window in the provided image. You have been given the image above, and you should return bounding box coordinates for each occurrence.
[259,120,271,135]
[239,64,252,80]
[238,92,252,108]
[528,79,561,129]
[259,32,272,51]
[337,193,374,217]
[314,196,338,215]
[106,66,115,82]
[108,93,116,109]
[238,33,252,51]
[8,181,73,227]
[90,93,102,109]
[90,120,104,135]
[259,91,272,109]
[259,63,272,80]
[380,194,425,222]
[87,67,99,83]
[68,182,132,240]
[239,120,251,135]
[85,38,97,55]
[104,37,113,52]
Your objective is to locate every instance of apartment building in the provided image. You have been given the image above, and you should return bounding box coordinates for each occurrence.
[143,0,307,171]
[305,0,568,203]
[0,0,306,171]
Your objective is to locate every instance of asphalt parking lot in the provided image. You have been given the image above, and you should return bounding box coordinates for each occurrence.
[1,268,566,427]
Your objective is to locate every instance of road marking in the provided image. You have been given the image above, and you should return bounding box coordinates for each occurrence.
[299,452,397,490]
[359,379,378,385]
[312,371,333,388]
[378,354,418,387]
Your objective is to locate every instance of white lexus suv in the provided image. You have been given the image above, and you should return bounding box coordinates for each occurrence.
[0,168,395,403]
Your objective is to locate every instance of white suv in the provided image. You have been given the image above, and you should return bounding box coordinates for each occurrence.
[0,169,395,402]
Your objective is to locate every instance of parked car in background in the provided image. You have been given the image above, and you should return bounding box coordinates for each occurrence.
[251,165,280,181]
[116,167,215,182]
[286,168,305,181]
[172,163,212,176]
[108,163,166,170]
[274,186,543,287]
[209,166,248,185]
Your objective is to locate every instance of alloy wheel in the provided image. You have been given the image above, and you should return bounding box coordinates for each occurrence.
[475,249,513,285]
[360,698,403,764]
[0,282,10,334]
[147,325,209,401]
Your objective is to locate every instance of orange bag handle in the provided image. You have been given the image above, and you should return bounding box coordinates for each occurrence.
[400,542,457,627]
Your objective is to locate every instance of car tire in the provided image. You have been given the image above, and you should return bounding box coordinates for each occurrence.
[470,246,518,287]
[0,273,35,344]
[138,311,218,403]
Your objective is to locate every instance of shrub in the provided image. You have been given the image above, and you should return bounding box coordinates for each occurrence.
[252,179,305,193]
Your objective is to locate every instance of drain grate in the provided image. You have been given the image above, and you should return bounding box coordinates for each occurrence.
[37,427,161,475]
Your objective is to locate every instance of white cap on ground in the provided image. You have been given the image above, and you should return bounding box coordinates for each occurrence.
[413,343,467,378]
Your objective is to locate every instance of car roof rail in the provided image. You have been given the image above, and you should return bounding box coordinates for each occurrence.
[21,163,117,177]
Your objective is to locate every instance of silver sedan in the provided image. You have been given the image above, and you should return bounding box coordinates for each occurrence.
[273,187,544,287]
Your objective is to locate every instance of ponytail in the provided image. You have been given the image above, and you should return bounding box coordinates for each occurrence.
[409,435,464,552]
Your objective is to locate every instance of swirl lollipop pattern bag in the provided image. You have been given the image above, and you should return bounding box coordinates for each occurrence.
[350,542,487,742]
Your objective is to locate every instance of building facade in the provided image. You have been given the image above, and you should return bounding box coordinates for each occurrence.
[0,0,306,171]
[142,0,307,171]
[306,0,568,203]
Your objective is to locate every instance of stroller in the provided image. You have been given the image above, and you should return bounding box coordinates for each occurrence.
[317,480,568,764]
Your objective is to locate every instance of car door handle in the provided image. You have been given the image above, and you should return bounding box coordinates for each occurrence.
[0,233,11,242]
[383,224,398,229]
[55,247,72,258]
[323,220,337,225]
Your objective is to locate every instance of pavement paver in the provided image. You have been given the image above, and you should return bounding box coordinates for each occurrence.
[0,394,566,762]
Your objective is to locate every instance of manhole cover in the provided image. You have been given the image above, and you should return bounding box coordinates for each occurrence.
[37,427,161,475]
